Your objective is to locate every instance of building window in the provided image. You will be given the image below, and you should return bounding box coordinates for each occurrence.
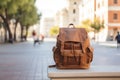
[114,0,118,4]
[102,0,104,6]
[73,9,76,14]
[74,2,76,5]
[113,13,118,20]
[98,3,100,8]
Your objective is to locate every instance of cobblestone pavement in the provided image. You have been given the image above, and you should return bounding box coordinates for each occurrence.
[0,38,120,80]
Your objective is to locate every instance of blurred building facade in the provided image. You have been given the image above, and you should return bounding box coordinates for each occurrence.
[55,0,80,27]
[80,0,120,41]
[42,0,120,41]
[107,0,120,40]
[42,0,81,37]
[42,18,54,37]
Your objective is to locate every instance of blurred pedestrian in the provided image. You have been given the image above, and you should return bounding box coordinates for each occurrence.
[32,30,40,46]
[40,34,44,42]
[115,31,120,48]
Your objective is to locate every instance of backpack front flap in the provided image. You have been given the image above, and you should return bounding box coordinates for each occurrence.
[58,28,87,42]
[58,28,89,54]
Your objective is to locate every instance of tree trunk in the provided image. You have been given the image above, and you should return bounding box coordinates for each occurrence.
[5,8,13,43]
[4,27,7,42]
[25,26,29,41]
[21,25,24,41]
[0,14,13,43]
[0,8,13,43]
[5,19,13,43]
[14,20,18,41]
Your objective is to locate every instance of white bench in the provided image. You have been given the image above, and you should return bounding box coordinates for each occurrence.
[48,66,120,80]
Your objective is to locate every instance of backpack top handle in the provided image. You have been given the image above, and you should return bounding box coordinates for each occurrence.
[68,23,75,28]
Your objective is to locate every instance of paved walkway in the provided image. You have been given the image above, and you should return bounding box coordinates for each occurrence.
[0,39,55,80]
[98,41,117,47]
[0,38,120,80]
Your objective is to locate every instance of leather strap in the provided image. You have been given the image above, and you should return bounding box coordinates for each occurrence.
[68,23,75,28]
[49,65,56,68]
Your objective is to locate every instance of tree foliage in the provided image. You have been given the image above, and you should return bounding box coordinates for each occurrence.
[17,0,41,40]
[90,18,104,33]
[80,19,92,32]
[49,26,59,37]
[0,0,41,42]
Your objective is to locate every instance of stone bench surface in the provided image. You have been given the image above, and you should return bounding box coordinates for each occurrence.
[48,66,120,78]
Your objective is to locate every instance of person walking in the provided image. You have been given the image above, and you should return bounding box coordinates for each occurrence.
[115,31,120,48]
[32,30,40,46]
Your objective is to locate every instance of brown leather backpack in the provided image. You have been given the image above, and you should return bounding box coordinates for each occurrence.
[52,26,94,69]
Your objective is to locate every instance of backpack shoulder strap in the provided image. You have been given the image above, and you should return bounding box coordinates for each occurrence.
[82,38,90,53]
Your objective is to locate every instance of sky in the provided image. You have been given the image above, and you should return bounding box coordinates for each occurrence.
[35,0,68,18]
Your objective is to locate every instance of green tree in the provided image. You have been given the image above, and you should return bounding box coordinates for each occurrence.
[90,18,104,41]
[12,0,31,41]
[81,19,92,32]
[18,1,41,41]
[0,0,40,42]
[49,26,59,37]
[91,18,104,32]
[0,0,29,42]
